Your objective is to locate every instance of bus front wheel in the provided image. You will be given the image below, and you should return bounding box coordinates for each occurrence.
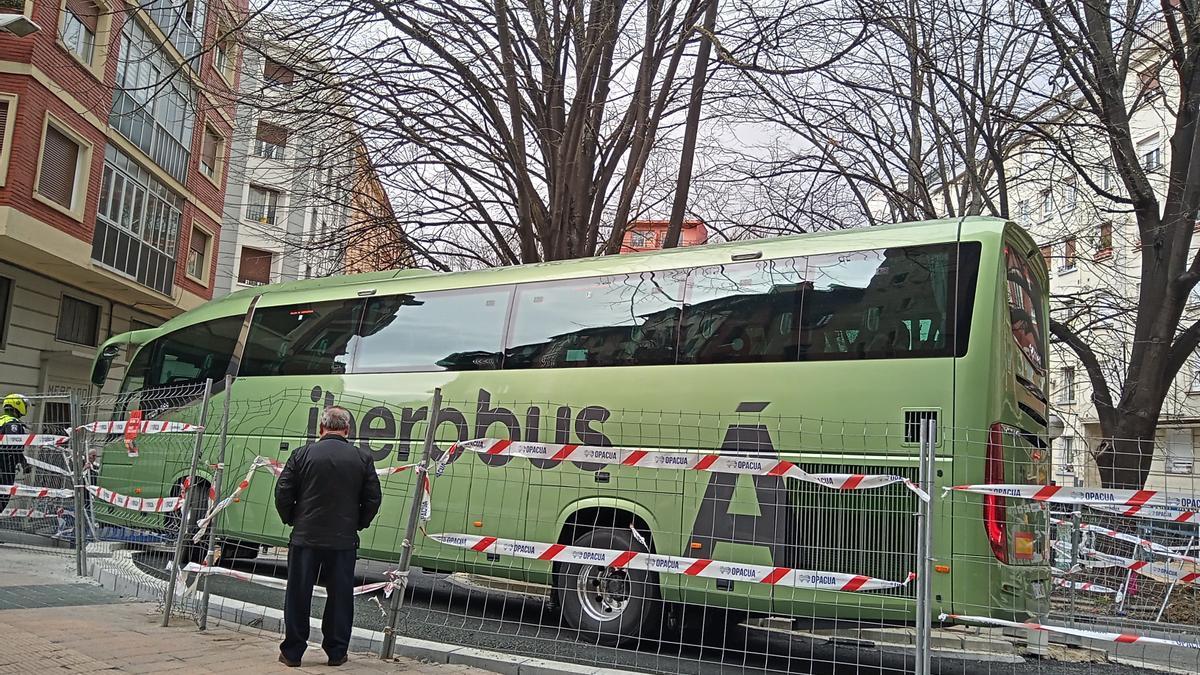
[554,527,661,646]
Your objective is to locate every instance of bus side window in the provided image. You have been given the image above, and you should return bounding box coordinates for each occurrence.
[354,287,512,372]
[678,257,807,364]
[504,273,684,370]
[242,300,365,377]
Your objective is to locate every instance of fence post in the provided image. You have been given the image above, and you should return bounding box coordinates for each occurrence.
[162,378,214,627]
[69,392,87,577]
[198,374,233,631]
[914,418,935,675]
[380,387,442,661]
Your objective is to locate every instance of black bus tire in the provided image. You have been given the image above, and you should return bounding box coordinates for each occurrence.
[165,479,210,564]
[554,526,661,646]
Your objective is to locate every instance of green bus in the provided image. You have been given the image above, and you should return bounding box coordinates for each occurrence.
[89,216,1051,642]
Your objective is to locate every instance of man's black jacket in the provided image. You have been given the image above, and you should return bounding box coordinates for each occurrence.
[274,434,383,549]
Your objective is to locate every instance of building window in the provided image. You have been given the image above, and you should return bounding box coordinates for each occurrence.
[630,231,654,248]
[1102,164,1117,191]
[1139,134,1163,170]
[213,24,234,80]
[1165,429,1195,475]
[111,18,196,182]
[1139,69,1163,100]
[36,121,86,213]
[1096,221,1113,259]
[1040,189,1054,220]
[1190,367,1200,394]
[1059,366,1075,403]
[1061,237,1077,271]
[247,185,280,224]
[56,295,100,347]
[1040,244,1052,270]
[186,226,211,283]
[238,247,273,286]
[263,58,295,88]
[0,275,11,350]
[1057,436,1075,476]
[0,96,14,187]
[199,125,223,180]
[254,122,287,160]
[59,0,98,67]
[1063,178,1077,210]
[92,145,183,295]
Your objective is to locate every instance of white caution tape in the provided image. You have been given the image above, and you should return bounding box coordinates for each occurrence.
[0,484,74,499]
[0,507,65,519]
[0,434,68,447]
[1051,577,1125,599]
[78,420,204,434]
[945,484,1200,510]
[1052,517,1199,564]
[430,532,914,592]
[1089,502,1200,524]
[21,453,72,477]
[1052,540,1119,569]
[179,563,403,597]
[1083,549,1200,585]
[941,613,1200,650]
[190,457,421,543]
[452,439,929,501]
[86,485,185,513]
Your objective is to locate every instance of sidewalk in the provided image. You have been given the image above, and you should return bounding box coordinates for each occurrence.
[0,546,488,674]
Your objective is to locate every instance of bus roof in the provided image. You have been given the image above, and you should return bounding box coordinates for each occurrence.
[154,216,1014,334]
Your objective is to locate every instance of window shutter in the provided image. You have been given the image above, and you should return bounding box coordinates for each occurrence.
[0,101,8,157]
[189,228,208,256]
[238,247,272,285]
[264,59,295,86]
[65,0,99,33]
[37,125,81,209]
[256,122,288,147]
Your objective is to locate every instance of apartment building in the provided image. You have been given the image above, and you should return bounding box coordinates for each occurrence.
[1008,65,1200,492]
[0,0,243,420]
[214,24,409,296]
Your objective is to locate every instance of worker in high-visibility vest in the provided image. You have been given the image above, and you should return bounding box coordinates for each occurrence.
[0,393,30,512]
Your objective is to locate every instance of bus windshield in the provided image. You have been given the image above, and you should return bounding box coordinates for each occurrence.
[121,317,243,392]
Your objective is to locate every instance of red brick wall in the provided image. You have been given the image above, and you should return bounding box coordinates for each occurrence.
[0,1,249,302]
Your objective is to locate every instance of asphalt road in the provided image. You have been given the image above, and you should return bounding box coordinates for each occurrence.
[128,550,1154,675]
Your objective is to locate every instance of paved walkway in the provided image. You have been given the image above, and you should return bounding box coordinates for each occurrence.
[0,546,488,674]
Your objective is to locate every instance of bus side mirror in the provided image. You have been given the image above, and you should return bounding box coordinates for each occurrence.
[91,345,120,386]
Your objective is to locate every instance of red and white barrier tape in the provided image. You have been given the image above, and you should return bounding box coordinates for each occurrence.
[0,434,68,447]
[450,439,929,501]
[86,485,185,513]
[178,562,403,597]
[78,420,203,434]
[1052,517,1199,564]
[0,484,73,499]
[945,484,1200,510]
[1051,577,1125,598]
[1090,502,1200,524]
[191,457,425,543]
[940,613,1200,650]
[0,507,65,519]
[1083,549,1200,586]
[430,532,914,592]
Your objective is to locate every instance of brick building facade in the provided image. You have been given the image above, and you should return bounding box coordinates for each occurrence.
[0,0,244,422]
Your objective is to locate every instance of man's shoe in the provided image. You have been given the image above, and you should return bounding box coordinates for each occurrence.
[328,655,349,667]
[278,654,301,667]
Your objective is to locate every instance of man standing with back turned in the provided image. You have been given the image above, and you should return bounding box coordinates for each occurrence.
[275,406,382,667]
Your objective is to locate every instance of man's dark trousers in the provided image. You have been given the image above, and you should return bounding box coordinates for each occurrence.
[281,545,356,662]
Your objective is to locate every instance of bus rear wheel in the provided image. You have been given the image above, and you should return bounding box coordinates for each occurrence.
[554,527,660,646]
[165,479,210,564]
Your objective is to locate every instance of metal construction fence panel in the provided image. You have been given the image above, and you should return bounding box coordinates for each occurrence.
[4,384,1200,673]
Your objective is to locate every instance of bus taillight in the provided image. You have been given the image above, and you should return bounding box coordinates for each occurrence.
[984,423,1008,563]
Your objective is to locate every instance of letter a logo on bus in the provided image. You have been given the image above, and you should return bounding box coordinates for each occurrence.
[124,410,143,458]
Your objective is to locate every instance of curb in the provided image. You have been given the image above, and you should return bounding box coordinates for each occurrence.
[87,555,629,675]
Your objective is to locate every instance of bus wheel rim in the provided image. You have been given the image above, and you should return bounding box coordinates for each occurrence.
[575,565,629,623]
